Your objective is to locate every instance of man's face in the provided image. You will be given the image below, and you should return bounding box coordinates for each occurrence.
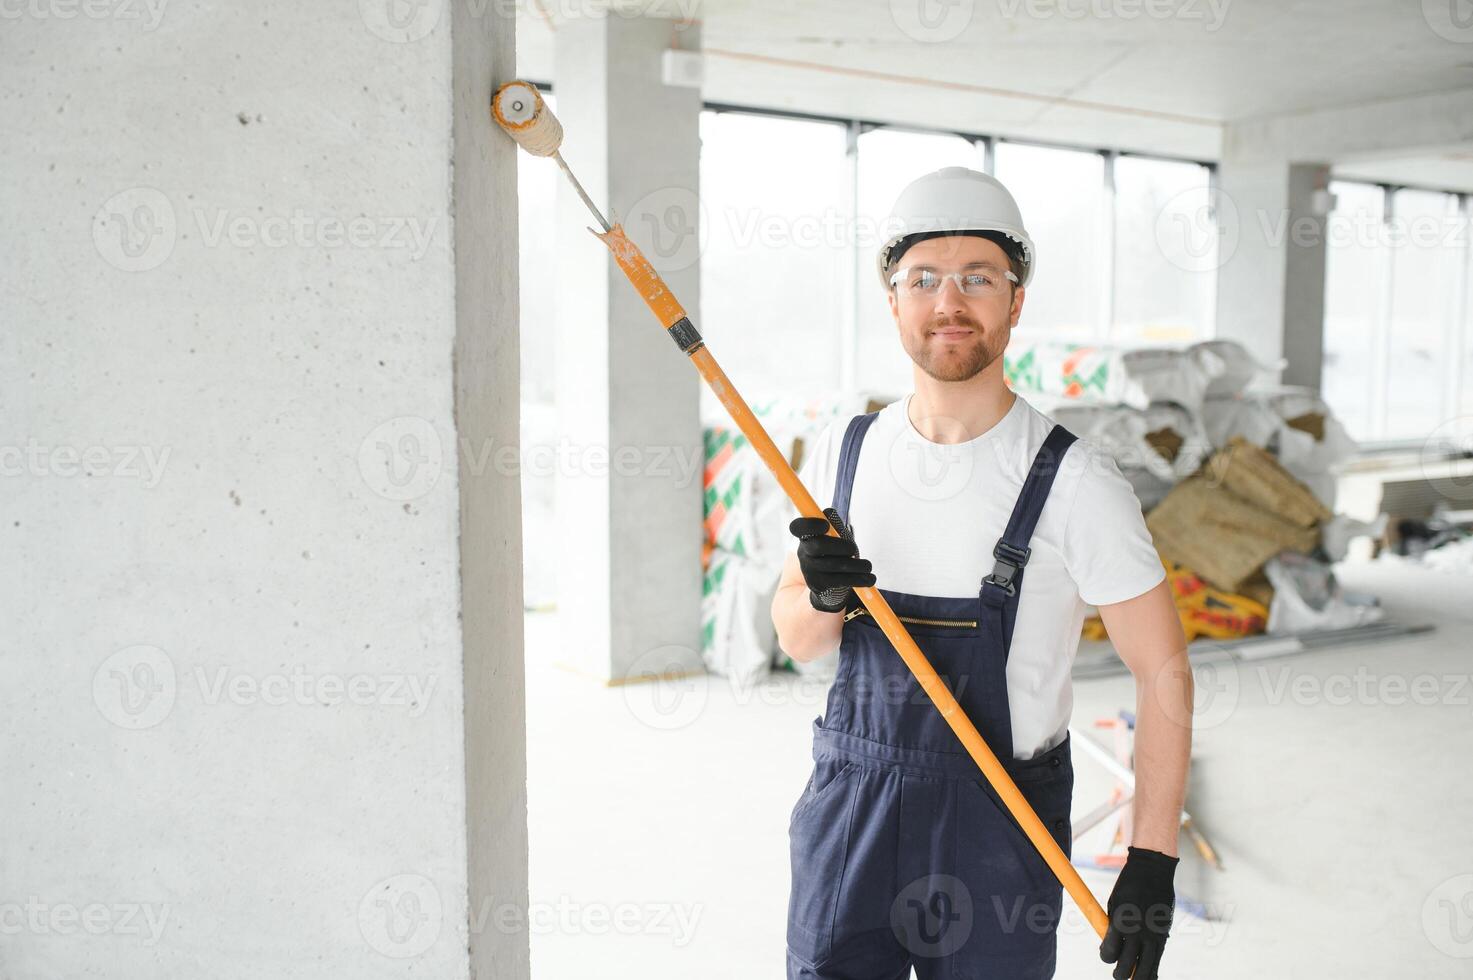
[886,235,1025,384]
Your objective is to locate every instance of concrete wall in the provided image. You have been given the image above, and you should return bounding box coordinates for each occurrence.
[0,2,526,978]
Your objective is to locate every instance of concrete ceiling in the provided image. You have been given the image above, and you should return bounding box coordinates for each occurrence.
[1335,147,1473,195]
[516,0,1473,181]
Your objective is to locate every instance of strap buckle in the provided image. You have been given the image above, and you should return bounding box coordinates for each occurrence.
[983,541,1030,597]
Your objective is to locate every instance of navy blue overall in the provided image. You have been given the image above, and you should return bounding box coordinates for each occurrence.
[787,410,1080,980]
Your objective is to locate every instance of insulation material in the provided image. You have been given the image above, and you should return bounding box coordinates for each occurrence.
[1202,436,1332,528]
[1321,513,1389,563]
[700,392,871,677]
[1006,341,1237,414]
[1201,395,1282,450]
[1082,557,1268,642]
[1270,391,1357,509]
[1200,388,1357,510]
[1050,402,1212,485]
[1263,553,1384,634]
[1191,339,1283,398]
[1421,537,1473,576]
[1147,475,1319,592]
[1117,346,1226,414]
[701,549,780,687]
[1004,343,1127,402]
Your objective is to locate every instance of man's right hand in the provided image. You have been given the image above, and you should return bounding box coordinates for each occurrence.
[789,507,876,613]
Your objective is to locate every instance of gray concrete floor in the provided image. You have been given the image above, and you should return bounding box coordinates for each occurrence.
[524,557,1473,979]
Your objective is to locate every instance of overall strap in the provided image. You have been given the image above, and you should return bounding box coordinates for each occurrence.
[980,424,1078,654]
[831,410,881,524]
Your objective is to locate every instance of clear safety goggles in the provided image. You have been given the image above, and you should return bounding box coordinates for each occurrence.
[889,264,1019,298]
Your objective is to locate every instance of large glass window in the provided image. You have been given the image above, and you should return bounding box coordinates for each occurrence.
[699,111,851,401]
[1385,189,1459,440]
[1322,181,1385,440]
[993,141,1106,343]
[1322,182,1470,443]
[1112,156,1216,344]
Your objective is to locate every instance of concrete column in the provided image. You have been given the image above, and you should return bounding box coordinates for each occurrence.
[1,4,526,979]
[1215,159,1332,391]
[453,6,532,980]
[552,17,705,682]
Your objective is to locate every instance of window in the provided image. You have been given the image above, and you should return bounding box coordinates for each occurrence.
[1322,181,1385,440]
[1385,189,1460,440]
[1112,156,1216,344]
[1322,182,1470,443]
[520,94,1231,414]
[993,142,1106,343]
[698,111,851,403]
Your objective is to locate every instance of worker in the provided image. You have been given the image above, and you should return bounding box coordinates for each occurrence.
[772,167,1193,980]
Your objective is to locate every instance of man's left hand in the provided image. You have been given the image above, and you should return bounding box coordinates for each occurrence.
[1099,845,1178,979]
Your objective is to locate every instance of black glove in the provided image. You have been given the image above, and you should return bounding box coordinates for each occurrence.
[789,507,876,613]
[1099,846,1178,980]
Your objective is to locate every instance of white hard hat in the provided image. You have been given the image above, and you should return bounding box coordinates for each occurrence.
[876,167,1036,289]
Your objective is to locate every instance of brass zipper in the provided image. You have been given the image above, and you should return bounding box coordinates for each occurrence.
[843,607,977,628]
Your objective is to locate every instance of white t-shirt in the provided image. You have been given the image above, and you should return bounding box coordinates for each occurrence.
[791,391,1166,760]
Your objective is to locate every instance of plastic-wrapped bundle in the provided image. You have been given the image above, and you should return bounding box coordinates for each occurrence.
[1200,386,1357,509]
[1190,339,1284,398]
[1048,402,1214,509]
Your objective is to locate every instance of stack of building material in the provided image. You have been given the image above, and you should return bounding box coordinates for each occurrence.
[699,393,869,684]
[1146,436,1330,593]
[1200,386,1356,509]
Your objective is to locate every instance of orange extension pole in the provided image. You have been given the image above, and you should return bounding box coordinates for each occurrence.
[490,76,1109,941]
[592,222,1111,941]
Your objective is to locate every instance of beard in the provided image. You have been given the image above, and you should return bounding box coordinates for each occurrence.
[900,313,1009,383]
